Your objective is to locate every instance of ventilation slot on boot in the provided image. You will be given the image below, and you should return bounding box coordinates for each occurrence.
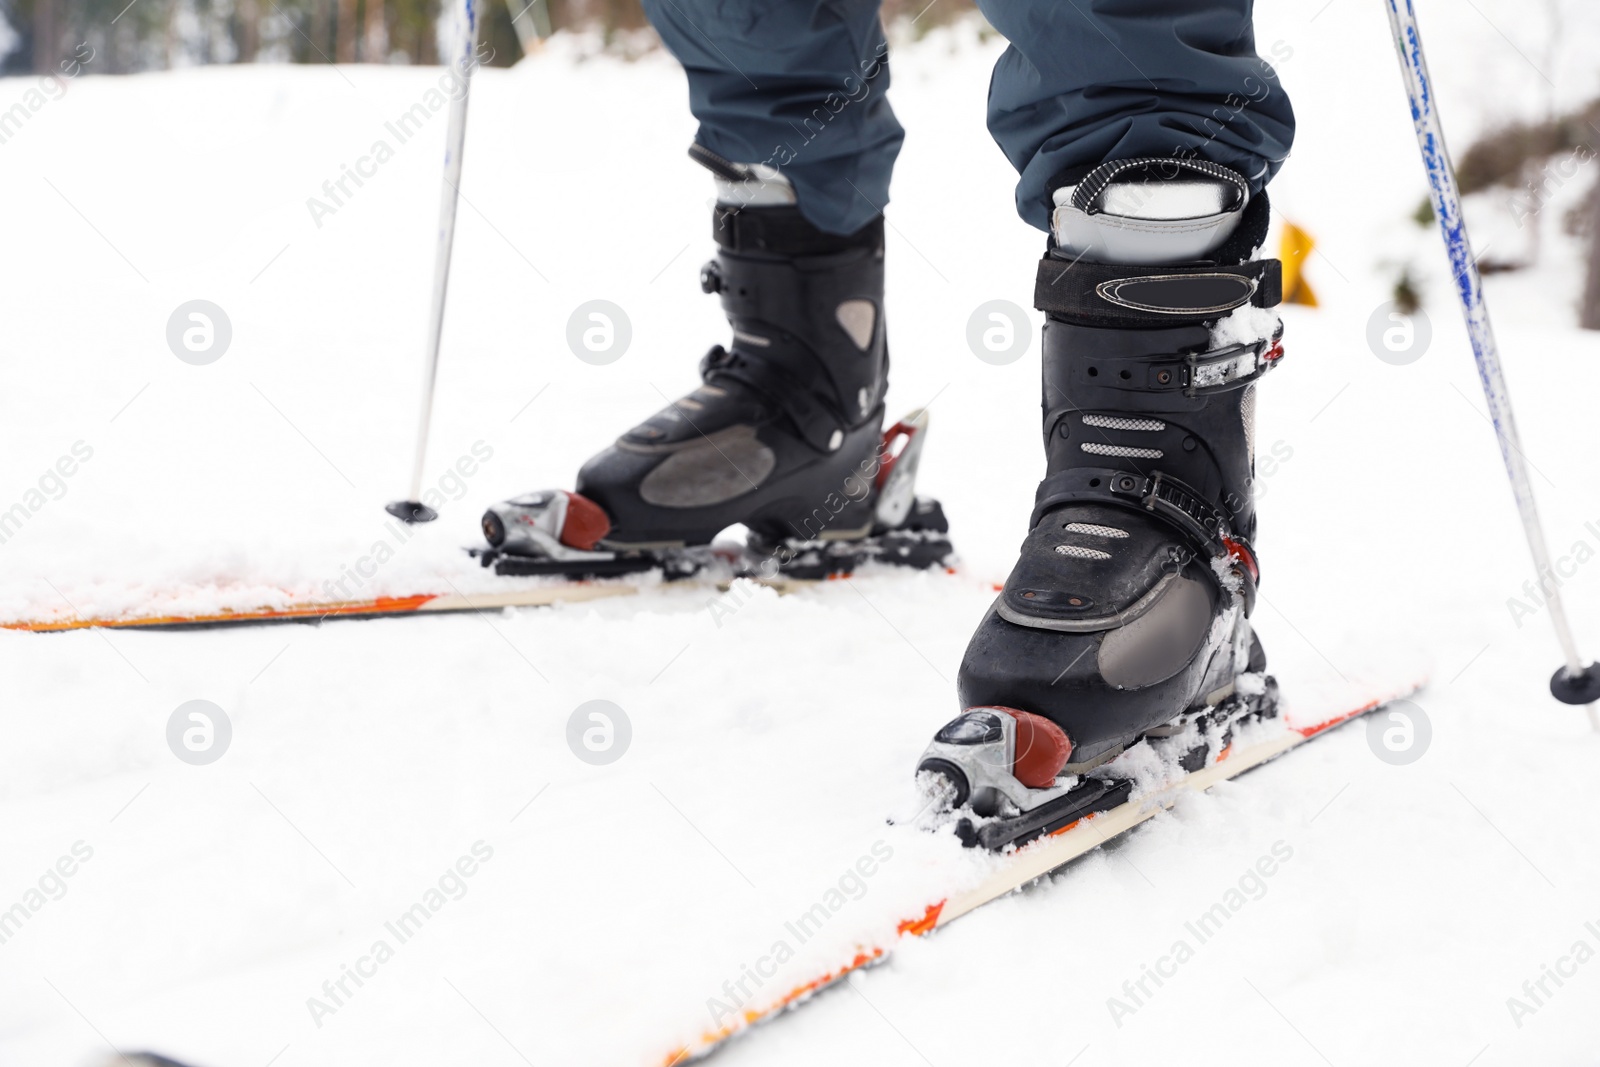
[1082,414,1165,432]
[1081,443,1163,459]
[1055,545,1112,560]
[1062,522,1129,538]
[1241,383,1257,461]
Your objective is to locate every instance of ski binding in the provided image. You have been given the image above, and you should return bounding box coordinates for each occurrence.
[478,409,954,582]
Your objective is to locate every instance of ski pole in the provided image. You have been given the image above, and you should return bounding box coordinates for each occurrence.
[387,0,481,524]
[1383,0,1600,725]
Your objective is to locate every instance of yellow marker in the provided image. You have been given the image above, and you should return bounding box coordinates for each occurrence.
[1279,220,1319,307]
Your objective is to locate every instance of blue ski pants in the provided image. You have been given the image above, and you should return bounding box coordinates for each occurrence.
[639,0,1296,234]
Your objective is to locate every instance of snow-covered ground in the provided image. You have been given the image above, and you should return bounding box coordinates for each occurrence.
[5,3,1600,1065]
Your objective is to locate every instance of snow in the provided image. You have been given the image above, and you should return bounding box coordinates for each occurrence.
[5,3,1600,1065]
[1211,303,1282,351]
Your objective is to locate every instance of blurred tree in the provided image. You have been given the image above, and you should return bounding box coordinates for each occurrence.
[1583,186,1600,330]
[379,0,434,62]
[362,0,384,58]
[480,0,517,64]
[334,0,354,59]
[234,0,260,61]
[33,0,57,70]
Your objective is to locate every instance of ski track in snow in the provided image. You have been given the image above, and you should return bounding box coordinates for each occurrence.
[5,4,1600,1065]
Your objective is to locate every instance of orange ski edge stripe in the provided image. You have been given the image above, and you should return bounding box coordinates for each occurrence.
[5,567,969,632]
[2,581,635,631]
[1291,678,1428,738]
[660,899,950,1064]
[2,594,449,631]
[896,900,945,936]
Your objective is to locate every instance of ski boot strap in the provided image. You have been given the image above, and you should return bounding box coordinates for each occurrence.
[1034,257,1281,330]
[1036,190,1276,325]
[710,203,883,257]
[1039,328,1284,402]
[1032,466,1253,566]
[1031,463,1260,614]
[697,207,887,455]
[696,343,853,454]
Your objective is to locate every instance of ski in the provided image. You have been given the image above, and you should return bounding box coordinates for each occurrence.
[476,408,949,580]
[4,549,956,633]
[9,412,953,633]
[658,675,1426,1065]
[5,579,644,632]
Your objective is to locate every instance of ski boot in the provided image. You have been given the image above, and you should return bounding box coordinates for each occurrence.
[918,158,1285,850]
[480,149,952,582]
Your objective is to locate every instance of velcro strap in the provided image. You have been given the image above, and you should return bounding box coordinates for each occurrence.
[713,206,883,257]
[699,346,843,454]
[1035,258,1281,328]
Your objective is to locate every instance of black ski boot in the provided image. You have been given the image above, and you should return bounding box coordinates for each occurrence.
[480,150,951,581]
[919,159,1285,849]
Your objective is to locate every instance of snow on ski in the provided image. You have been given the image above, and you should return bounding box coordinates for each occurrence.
[658,676,1427,1065]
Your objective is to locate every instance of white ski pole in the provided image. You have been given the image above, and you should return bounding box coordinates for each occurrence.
[388,0,482,524]
[1384,0,1599,724]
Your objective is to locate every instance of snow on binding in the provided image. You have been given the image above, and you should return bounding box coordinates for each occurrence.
[917,668,1279,852]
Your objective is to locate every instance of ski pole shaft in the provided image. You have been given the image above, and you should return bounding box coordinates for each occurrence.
[394,0,480,520]
[1383,0,1598,719]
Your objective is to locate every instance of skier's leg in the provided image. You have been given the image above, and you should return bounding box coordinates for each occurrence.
[565,0,902,548]
[932,1,1294,822]
[975,0,1294,231]
[638,0,903,235]
[484,3,949,574]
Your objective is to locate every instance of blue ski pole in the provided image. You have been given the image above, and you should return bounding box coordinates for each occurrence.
[1383,0,1600,723]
